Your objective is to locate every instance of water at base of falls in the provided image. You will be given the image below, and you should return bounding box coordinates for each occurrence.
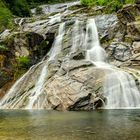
[0,16,140,109]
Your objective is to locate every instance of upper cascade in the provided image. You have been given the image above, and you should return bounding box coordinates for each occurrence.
[0,14,140,110]
[85,19,107,63]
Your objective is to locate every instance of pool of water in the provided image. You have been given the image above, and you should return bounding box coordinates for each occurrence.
[0,110,140,140]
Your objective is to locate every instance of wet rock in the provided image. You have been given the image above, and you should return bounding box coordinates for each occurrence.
[95,14,119,40]
[117,4,140,24]
[136,0,140,4]
[0,29,11,41]
[61,60,93,72]
[117,4,140,40]
[107,42,132,62]
[70,49,86,60]
[68,93,94,111]
[31,1,80,16]
[132,42,140,54]
[94,96,106,109]
[0,31,54,96]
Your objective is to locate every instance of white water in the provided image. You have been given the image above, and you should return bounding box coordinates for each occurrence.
[85,19,107,63]
[48,13,61,25]
[1,16,140,109]
[71,20,80,53]
[85,18,140,109]
[48,22,65,61]
[26,65,47,109]
[0,60,44,108]
[26,22,65,109]
[19,18,24,26]
[104,70,140,109]
[0,22,65,109]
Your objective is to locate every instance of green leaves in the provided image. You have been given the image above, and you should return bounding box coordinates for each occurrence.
[3,0,31,17]
[80,0,135,12]
[0,0,13,32]
[0,44,9,52]
[16,56,30,68]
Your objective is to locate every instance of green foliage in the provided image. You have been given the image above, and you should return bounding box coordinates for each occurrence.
[35,6,43,15]
[0,0,13,31]
[81,0,95,6]
[125,0,135,4]
[16,56,30,68]
[3,0,31,17]
[80,0,135,12]
[0,44,8,51]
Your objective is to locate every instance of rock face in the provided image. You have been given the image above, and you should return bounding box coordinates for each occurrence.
[106,3,140,67]
[136,0,140,4]
[0,2,140,110]
[0,31,54,97]
[117,4,140,40]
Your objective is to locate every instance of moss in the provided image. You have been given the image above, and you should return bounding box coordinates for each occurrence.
[16,56,30,68]
[80,0,125,13]
[124,37,133,44]
[0,44,9,52]
[100,37,114,46]
[13,69,27,80]
[68,5,84,11]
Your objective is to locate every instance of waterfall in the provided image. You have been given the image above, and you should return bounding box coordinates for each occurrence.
[48,22,65,61]
[71,20,85,53]
[26,65,47,109]
[1,16,140,109]
[85,19,107,63]
[48,13,61,25]
[0,22,65,109]
[104,70,140,109]
[19,18,24,26]
[84,18,140,109]
[26,22,65,109]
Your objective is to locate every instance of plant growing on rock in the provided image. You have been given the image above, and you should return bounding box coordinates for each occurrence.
[16,56,30,69]
[80,0,135,12]
[0,0,13,32]
[0,44,9,52]
[35,6,43,15]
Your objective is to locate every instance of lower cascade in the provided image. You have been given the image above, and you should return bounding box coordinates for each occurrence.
[0,16,140,110]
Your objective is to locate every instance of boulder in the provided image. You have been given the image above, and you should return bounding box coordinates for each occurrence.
[107,42,132,62]
[117,4,140,40]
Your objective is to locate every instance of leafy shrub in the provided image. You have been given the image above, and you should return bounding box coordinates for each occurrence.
[3,0,31,17]
[125,0,135,4]
[80,0,135,12]
[16,56,30,68]
[0,44,8,51]
[0,0,13,31]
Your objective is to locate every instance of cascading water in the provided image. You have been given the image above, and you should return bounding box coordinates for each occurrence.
[48,22,65,61]
[0,22,65,109]
[71,20,84,53]
[85,19,107,63]
[84,18,140,109]
[66,19,84,75]
[1,15,140,109]
[26,22,65,109]
[104,70,140,109]
[26,65,47,109]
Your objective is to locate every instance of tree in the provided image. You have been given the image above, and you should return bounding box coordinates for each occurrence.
[3,0,31,17]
